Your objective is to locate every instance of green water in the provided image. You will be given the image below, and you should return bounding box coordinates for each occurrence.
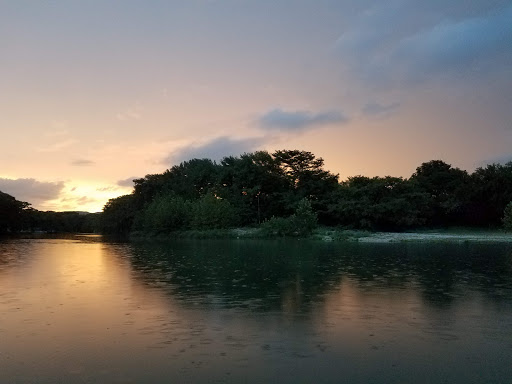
[1,235,512,383]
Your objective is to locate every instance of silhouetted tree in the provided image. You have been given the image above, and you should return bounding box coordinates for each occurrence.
[102,194,137,234]
[217,151,288,224]
[272,150,339,223]
[468,162,512,226]
[0,191,30,233]
[503,202,512,230]
[133,194,191,234]
[99,150,512,235]
[410,160,470,226]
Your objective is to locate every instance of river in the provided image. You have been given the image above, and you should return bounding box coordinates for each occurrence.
[1,235,512,383]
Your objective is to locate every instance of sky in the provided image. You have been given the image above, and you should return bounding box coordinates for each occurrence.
[1,0,511,212]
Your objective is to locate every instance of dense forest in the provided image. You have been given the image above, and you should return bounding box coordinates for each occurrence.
[2,149,512,236]
[101,150,512,235]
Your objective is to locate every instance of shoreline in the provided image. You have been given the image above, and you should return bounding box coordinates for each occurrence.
[4,228,511,244]
[129,227,512,243]
[353,231,512,243]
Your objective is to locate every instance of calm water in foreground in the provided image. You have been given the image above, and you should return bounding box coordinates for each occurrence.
[1,235,512,383]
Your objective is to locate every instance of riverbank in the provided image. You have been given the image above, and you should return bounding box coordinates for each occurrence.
[352,230,512,243]
[129,227,512,243]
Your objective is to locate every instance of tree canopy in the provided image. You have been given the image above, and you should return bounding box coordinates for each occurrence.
[100,150,512,234]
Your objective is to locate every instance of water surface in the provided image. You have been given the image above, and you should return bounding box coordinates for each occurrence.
[1,235,512,383]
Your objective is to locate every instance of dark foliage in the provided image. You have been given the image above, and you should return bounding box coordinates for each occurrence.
[101,153,512,234]
[0,191,30,233]
[102,149,339,234]
[0,190,100,234]
[332,176,429,230]
[5,151,511,235]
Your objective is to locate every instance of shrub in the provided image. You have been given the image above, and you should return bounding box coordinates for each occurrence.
[503,202,512,230]
[261,198,317,237]
[136,195,191,233]
[261,216,296,236]
[189,194,238,229]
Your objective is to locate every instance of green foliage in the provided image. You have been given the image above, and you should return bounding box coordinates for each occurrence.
[101,194,137,234]
[261,198,317,237]
[190,194,238,230]
[218,151,289,224]
[135,194,191,234]
[3,150,512,236]
[333,176,429,230]
[133,158,220,207]
[272,150,339,221]
[503,202,512,230]
[293,198,318,235]
[260,216,296,236]
[98,151,512,235]
[410,160,470,225]
[469,162,512,226]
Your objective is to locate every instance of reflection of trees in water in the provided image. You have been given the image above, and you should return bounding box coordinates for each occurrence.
[126,240,345,313]
[349,242,512,308]
[0,239,41,275]
[123,239,512,312]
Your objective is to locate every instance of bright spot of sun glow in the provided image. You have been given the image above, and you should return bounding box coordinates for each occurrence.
[41,183,132,213]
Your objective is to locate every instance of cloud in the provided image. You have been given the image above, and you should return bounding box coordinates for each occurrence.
[38,139,77,152]
[0,178,65,206]
[258,108,348,132]
[71,158,95,166]
[57,195,101,212]
[61,195,97,205]
[96,186,118,192]
[362,102,400,118]
[479,154,512,167]
[117,177,140,188]
[116,104,143,121]
[336,2,512,88]
[393,7,512,81]
[164,136,266,165]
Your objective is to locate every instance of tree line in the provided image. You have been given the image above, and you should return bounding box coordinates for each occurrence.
[2,149,512,236]
[0,190,99,234]
[101,150,512,235]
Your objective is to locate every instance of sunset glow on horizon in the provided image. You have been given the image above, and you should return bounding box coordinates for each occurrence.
[2,1,511,212]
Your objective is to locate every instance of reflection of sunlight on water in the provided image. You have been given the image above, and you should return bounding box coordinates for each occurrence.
[0,238,185,382]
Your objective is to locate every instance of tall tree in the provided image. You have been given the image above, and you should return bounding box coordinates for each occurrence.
[410,160,470,225]
[468,162,512,226]
[133,158,220,208]
[101,194,137,234]
[0,191,30,233]
[272,150,339,223]
[218,151,288,224]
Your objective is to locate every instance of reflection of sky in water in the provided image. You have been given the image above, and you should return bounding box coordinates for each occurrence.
[1,237,511,383]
